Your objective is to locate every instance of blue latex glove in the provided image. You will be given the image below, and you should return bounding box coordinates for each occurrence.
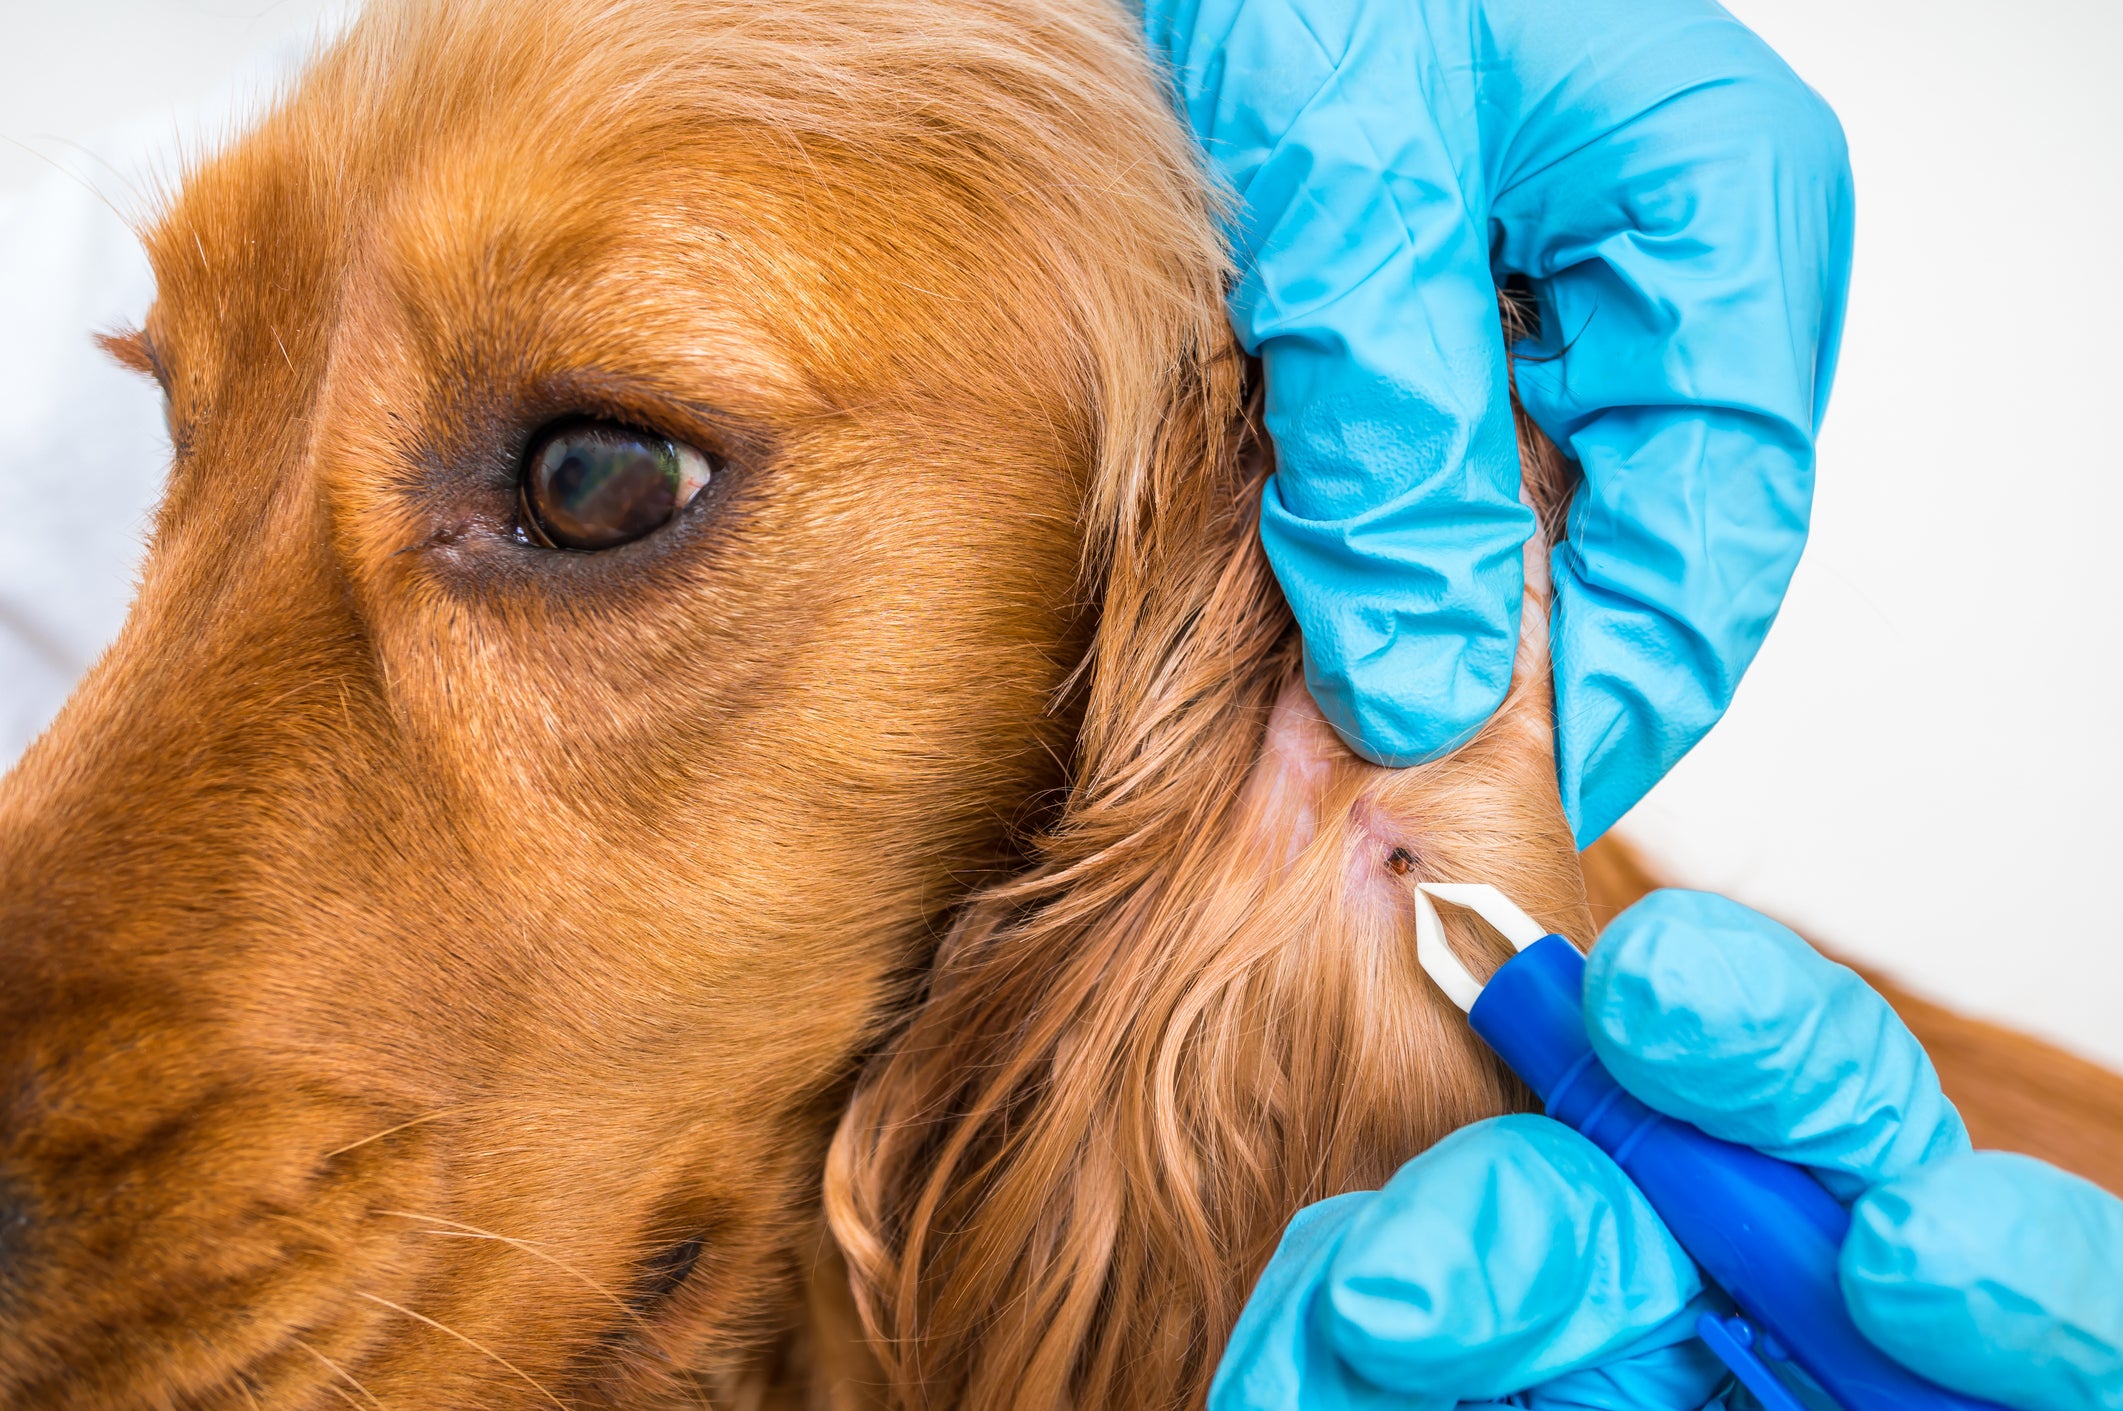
[1211,889,2123,1411]
[1141,0,1855,844]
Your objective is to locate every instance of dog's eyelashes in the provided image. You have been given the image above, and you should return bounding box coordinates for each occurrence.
[519,419,715,551]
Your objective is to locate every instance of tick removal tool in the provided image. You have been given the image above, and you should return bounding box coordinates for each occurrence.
[1410,882,2009,1411]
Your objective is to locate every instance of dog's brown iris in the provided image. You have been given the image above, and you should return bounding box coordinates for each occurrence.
[521,420,714,550]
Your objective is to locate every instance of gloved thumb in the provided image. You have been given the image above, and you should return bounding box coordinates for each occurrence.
[1842,1150,2123,1411]
[1583,888,1970,1198]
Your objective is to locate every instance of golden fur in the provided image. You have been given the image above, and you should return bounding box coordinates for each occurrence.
[1,1,2116,1408]
[823,368,1589,1408]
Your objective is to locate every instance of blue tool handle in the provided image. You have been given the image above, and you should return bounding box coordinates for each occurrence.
[1468,935,2010,1411]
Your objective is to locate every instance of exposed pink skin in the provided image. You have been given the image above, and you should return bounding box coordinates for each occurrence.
[1239,679,1343,871]
[1343,791,1418,910]
[1238,677,1417,917]
[1237,535,1555,944]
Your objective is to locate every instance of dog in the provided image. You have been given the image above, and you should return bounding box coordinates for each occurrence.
[2,1,2116,1407]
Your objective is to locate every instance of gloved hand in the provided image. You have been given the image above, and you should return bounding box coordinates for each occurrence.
[1210,889,2123,1411]
[1140,0,1855,845]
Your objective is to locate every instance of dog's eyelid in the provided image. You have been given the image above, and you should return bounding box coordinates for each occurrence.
[543,404,739,467]
[516,376,763,470]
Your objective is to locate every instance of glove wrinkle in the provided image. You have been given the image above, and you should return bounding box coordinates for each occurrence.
[1320,1117,1712,1403]
[1586,890,1969,1197]
[1153,0,1852,841]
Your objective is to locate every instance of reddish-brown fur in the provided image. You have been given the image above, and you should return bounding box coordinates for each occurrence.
[0,1,2115,1408]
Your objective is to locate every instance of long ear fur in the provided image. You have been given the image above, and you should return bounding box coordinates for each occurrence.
[827,296,1593,1406]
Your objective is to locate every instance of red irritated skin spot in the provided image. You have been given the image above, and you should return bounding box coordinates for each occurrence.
[1230,502,1583,966]
[1225,567,1595,993]
[1235,677,1443,916]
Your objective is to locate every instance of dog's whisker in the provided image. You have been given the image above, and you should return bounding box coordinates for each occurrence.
[382,1210,640,1317]
[323,1111,450,1161]
[289,1334,389,1411]
[354,1292,570,1410]
[380,1209,714,1407]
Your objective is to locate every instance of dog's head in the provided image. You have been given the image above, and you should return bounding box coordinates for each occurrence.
[0,1,1589,1407]
[0,0,1235,1404]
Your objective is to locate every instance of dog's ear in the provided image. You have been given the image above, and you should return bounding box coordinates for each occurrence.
[827,335,1592,1409]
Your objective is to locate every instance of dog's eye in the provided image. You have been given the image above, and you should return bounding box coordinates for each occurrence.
[520,420,715,550]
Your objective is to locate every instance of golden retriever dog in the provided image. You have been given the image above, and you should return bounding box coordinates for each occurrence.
[1,0,2116,1407]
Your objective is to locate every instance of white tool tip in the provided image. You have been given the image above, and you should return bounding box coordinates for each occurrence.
[1411,883,1551,1013]
[1416,884,1548,949]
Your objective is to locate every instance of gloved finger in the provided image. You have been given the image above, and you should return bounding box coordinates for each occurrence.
[1585,889,1970,1199]
[1475,0,1853,845]
[1320,1114,1724,1405]
[1210,1114,1728,1410]
[1209,1190,1422,1411]
[1145,0,1533,769]
[1842,1151,2123,1411]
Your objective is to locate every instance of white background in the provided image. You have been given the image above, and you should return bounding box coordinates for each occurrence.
[2,1,2118,1067]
